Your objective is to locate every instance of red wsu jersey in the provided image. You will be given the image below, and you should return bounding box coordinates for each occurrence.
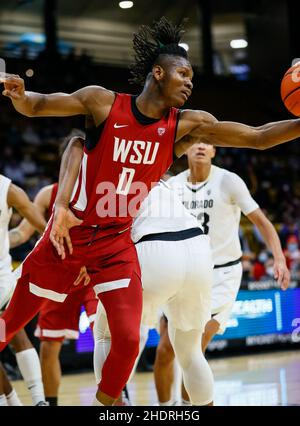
[46,183,58,221]
[70,93,178,230]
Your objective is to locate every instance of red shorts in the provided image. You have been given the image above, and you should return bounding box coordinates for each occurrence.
[14,219,141,303]
[35,286,98,342]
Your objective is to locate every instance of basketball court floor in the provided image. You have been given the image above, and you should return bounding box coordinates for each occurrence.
[11,350,300,406]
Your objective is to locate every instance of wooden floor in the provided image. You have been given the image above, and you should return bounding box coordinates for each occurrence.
[11,350,300,406]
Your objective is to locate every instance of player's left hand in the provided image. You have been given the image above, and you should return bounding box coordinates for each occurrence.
[50,205,82,260]
[73,266,90,286]
[0,73,25,101]
[273,258,290,290]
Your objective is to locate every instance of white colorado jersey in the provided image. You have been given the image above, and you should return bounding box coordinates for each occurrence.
[169,166,259,265]
[0,175,12,272]
[131,181,200,243]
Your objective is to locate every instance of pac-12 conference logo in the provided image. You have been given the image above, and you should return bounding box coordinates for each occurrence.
[158,127,166,136]
[232,298,273,319]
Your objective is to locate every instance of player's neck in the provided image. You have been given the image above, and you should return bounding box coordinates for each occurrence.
[188,164,211,183]
[136,87,170,119]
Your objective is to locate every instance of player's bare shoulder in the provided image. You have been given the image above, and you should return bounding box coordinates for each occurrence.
[174,110,217,157]
[76,86,116,126]
[34,184,54,209]
[176,109,217,140]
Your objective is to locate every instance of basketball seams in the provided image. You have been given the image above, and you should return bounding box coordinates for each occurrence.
[283,86,300,103]
[281,65,300,115]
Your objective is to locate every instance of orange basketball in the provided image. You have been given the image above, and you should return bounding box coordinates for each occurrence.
[281,62,300,117]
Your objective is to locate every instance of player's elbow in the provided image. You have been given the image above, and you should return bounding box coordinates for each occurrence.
[23,111,35,118]
[14,107,35,118]
[255,128,275,150]
[70,136,85,150]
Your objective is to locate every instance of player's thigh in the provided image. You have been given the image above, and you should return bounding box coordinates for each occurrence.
[166,236,213,332]
[35,297,82,341]
[136,240,186,329]
[136,240,185,302]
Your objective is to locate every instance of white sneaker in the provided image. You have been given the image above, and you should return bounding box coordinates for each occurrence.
[36,401,49,406]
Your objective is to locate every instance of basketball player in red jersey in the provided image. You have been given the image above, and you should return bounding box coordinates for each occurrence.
[1,17,300,405]
[9,136,96,406]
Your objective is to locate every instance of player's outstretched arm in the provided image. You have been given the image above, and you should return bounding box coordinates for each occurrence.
[7,184,47,234]
[175,110,300,156]
[50,137,84,259]
[0,73,114,119]
[247,208,290,290]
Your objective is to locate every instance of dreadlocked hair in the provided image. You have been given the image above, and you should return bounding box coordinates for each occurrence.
[129,16,188,86]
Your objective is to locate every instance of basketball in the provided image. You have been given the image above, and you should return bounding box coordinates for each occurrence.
[281,62,300,116]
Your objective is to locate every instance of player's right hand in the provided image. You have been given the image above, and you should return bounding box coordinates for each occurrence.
[273,257,290,290]
[50,205,83,260]
[0,73,25,100]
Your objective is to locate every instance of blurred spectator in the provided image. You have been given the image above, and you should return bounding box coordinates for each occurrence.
[4,159,25,186]
[284,236,300,279]
[20,154,39,176]
[252,250,268,281]
[279,219,300,248]
[22,124,41,146]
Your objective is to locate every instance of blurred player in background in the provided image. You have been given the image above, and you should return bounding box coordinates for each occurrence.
[9,134,97,406]
[0,174,46,406]
[154,141,290,405]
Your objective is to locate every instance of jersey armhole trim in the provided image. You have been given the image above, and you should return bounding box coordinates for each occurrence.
[172,109,181,160]
[84,92,117,152]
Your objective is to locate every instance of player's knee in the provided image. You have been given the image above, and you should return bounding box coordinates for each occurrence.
[40,340,62,361]
[155,341,175,365]
[114,333,140,359]
[184,356,214,405]
[10,330,32,352]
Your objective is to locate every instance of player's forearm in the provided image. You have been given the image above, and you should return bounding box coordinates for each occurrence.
[11,91,48,117]
[12,91,86,117]
[9,228,28,248]
[18,206,46,234]
[56,138,84,208]
[257,119,300,149]
[256,221,285,261]
[9,219,36,248]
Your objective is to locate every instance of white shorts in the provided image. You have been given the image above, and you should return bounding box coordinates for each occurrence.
[0,268,16,311]
[211,262,243,334]
[137,235,213,332]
